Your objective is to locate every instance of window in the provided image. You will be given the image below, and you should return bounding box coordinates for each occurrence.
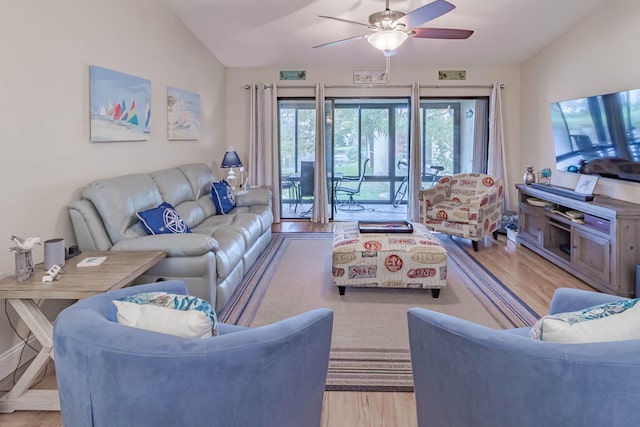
[277,96,489,220]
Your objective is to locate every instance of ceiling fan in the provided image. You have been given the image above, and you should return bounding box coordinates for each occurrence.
[313,0,473,56]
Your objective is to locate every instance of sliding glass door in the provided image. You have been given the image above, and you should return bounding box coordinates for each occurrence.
[277,96,489,220]
[332,99,409,219]
[278,100,316,218]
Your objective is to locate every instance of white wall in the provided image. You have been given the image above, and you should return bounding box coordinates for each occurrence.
[0,0,226,365]
[520,0,640,201]
[226,65,521,205]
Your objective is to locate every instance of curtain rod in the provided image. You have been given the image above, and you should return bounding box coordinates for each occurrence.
[244,83,504,89]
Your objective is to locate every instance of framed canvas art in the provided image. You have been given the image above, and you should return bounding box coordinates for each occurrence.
[353,69,388,84]
[89,66,151,142]
[167,87,201,140]
[575,174,599,195]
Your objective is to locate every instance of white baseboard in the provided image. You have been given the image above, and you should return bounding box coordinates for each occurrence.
[0,337,40,391]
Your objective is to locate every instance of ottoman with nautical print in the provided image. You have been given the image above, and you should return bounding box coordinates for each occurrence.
[331,222,447,298]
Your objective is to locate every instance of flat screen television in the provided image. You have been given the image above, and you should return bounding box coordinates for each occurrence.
[550,88,640,183]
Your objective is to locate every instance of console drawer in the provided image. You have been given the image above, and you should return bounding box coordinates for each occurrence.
[584,214,610,233]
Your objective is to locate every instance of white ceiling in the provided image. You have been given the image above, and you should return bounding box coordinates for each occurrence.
[164,0,607,69]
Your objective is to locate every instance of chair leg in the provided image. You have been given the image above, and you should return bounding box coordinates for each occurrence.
[337,194,365,212]
[492,230,499,240]
[472,240,479,252]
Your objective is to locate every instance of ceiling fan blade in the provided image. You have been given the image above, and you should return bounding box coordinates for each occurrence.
[318,15,372,28]
[395,0,455,28]
[411,28,473,39]
[313,34,368,49]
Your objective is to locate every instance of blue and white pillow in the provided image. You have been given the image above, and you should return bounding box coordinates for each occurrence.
[529,298,640,343]
[211,180,236,214]
[136,202,191,235]
[113,292,217,338]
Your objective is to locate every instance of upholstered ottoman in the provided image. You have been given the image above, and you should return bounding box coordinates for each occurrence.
[332,222,447,297]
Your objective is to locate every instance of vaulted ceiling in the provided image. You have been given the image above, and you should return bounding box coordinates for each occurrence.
[164,0,607,69]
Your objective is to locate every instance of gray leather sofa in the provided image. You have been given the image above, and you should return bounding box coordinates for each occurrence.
[68,163,273,312]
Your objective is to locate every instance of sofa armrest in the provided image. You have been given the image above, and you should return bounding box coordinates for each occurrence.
[111,233,219,257]
[419,177,450,208]
[68,200,114,251]
[468,185,503,225]
[235,188,272,207]
[548,288,628,315]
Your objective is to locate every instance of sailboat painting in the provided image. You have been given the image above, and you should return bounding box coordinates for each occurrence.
[167,87,200,140]
[89,65,151,141]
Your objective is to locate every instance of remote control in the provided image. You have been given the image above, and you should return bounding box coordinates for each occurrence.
[42,265,62,283]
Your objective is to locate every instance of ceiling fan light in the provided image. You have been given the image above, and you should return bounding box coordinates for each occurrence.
[367,30,408,52]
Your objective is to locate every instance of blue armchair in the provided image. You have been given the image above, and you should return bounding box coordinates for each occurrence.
[53,280,333,427]
[408,288,640,427]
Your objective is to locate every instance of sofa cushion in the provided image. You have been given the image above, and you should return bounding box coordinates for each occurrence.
[179,163,218,199]
[529,298,640,343]
[113,291,217,338]
[137,202,191,235]
[450,174,497,204]
[211,180,236,214]
[149,168,195,206]
[428,201,472,224]
[82,173,164,244]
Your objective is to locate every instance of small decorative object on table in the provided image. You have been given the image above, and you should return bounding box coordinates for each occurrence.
[537,168,552,185]
[9,235,41,282]
[523,165,536,185]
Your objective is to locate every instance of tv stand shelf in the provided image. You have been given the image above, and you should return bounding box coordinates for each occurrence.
[516,184,640,297]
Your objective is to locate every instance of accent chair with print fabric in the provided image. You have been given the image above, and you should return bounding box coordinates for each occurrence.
[53,280,333,427]
[408,288,640,427]
[418,173,504,251]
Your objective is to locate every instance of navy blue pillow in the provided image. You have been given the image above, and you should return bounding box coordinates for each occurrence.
[136,202,191,235]
[211,180,236,214]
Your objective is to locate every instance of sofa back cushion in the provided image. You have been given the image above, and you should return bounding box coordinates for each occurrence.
[82,174,163,244]
[179,163,220,216]
[179,163,218,199]
[150,168,195,206]
[449,173,499,204]
[150,168,207,228]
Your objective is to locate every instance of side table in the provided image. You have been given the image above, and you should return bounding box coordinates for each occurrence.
[0,250,165,413]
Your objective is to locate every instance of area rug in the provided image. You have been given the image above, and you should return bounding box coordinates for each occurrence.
[219,232,539,391]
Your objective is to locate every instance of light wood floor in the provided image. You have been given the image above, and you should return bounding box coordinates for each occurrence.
[0,221,596,427]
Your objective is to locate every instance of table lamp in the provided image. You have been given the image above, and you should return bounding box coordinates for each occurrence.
[220,150,243,189]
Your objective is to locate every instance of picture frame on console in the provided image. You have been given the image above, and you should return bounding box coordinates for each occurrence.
[575,175,598,195]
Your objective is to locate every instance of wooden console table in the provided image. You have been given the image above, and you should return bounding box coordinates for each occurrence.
[0,250,165,413]
[516,184,640,298]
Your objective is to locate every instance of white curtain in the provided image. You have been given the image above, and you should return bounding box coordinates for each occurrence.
[407,82,422,222]
[248,83,281,222]
[311,83,329,223]
[488,83,510,210]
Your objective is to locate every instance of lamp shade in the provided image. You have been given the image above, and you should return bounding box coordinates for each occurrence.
[221,150,242,168]
[367,30,408,52]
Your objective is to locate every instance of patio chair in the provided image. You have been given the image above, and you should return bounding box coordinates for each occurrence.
[335,158,369,212]
[281,175,299,212]
[299,161,314,216]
